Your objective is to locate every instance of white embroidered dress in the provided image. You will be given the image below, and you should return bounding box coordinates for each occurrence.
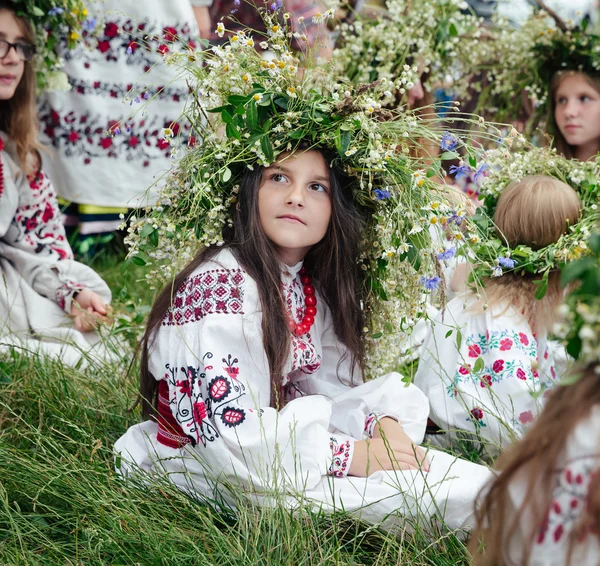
[0,134,112,364]
[414,293,558,450]
[503,406,600,565]
[38,0,200,208]
[115,249,491,531]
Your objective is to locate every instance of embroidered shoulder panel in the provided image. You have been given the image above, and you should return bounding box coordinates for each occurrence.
[162,268,246,326]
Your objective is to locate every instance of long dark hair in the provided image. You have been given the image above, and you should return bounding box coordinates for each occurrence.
[0,1,40,171]
[140,148,366,417]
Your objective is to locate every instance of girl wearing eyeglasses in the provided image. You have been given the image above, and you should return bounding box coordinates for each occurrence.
[0,1,112,365]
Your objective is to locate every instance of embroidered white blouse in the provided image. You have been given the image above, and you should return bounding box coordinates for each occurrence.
[116,249,492,531]
[0,134,111,363]
[414,293,559,450]
[503,406,600,565]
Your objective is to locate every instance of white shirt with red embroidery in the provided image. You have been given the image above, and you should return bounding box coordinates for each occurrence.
[504,406,600,565]
[115,248,492,531]
[38,0,201,208]
[414,293,560,451]
[0,134,111,362]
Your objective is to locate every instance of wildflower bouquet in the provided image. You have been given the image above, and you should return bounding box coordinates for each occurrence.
[468,6,600,124]
[124,7,504,377]
[331,0,482,99]
[12,0,95,90]
[464,146,600,298]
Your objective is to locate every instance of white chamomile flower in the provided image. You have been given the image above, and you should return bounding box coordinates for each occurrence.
[216,23,225,38]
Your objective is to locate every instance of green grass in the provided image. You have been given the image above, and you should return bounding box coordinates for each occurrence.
[0,250,476,565]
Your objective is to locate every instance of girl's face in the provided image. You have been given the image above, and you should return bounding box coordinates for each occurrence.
[554,73,600,160]
[258,150,332,266]
[0,9,28,100]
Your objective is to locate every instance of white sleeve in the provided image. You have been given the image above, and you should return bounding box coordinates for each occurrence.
[153,263,355,491]
[0,156,111,312]
[414,300,546,448]
[189,0,212,6]
[297,307,429,444]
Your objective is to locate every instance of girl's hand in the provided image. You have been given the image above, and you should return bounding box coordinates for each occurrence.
[70,289,110,332]
[348,417,429,477]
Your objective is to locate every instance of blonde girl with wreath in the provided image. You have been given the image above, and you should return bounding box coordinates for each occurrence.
[0,1,112,364]
[414,175,581,452]
[469,241,600,565]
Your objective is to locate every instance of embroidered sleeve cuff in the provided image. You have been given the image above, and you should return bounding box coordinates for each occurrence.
[364,412,394,439]
[56,281,85,313]
[327,436,354,478]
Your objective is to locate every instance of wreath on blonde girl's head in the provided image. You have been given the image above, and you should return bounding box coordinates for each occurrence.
[463,146,600,299]
[10,0,97,91]
[121,4,510,378]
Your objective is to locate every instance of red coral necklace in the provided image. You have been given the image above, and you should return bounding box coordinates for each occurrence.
[288,267,317,337]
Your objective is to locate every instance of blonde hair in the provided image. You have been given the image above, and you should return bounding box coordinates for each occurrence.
[0,4,42,173]
[548,70,600,159]
[477,175,581,335]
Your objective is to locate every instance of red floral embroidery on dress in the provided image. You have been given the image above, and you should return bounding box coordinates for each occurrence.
[8,170,73,262]
[162,268,245,326]
[500,338,514,351]
[58,17,198,70]
[160,352,248,448]
[328,437,352,477]
[56,281,84,310]
[468,344,482,358]
[536,456,600,551]
[39,104,192,167]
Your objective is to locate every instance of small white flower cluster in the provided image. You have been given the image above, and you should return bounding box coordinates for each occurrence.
[331,0,482,98]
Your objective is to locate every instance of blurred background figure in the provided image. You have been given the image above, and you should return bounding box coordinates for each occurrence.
[38,0,211,256]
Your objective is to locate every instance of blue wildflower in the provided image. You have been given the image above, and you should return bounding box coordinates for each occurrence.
[373,189,391,200]
[48,7,64,15]
[143,92,149,99]
[114,126,121,135]
[126,45,133,55]
[134,96,141,104]
[233,0,240,4]
[419,276,442,290]
[83,18,97,31]
[437,247,456,261]
[440,132,458,152]
[473,163,488,184]
[449,164,471,181]
[497,256,516,269]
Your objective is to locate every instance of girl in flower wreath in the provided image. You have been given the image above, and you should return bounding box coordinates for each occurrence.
[115,143,492,532]
[469,245,600,565]
[548,70,600,162]
[414,175,581,452]
[0,1,112,364]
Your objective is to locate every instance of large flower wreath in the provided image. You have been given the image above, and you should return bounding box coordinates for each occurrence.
[464,145,600,298]
[123,6,506,378]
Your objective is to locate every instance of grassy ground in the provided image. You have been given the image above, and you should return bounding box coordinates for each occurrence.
[0,250,476,565]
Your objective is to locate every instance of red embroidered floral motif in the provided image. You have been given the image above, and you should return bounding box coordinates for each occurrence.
[221,407,246,427]
[492,359,505,373]
[519,410,534,424]
[458,364,471,375]
[500,338,513,351]
[468,344,481,358]
[208,377,230,401]
[516,368,527,380]
[328,437,352,477]
[480,374,493,388]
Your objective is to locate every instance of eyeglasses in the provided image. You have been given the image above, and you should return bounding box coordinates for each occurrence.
[0,39,36,62]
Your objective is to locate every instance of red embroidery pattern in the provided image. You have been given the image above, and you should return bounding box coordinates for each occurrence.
[328,437,352,478]
[56,281,84,311]
[163,268,245,326]
[39,104,192,167]
[537,457,600,549]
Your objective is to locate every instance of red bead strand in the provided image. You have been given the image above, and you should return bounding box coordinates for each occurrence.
[290,267,317,337]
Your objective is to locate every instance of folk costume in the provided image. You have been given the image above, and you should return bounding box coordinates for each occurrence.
[414,146,600,451]
[114,5,504,532]
[116,248,491,530]
[0,134,112,365]
[503,407,600,565]
[38,0,202,242]
[414,293,557,450]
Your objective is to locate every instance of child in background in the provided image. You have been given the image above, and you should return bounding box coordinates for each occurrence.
[0,1,111,365]
[414,176,581,451]
[470,241,600,565]
[548,70,600,162]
